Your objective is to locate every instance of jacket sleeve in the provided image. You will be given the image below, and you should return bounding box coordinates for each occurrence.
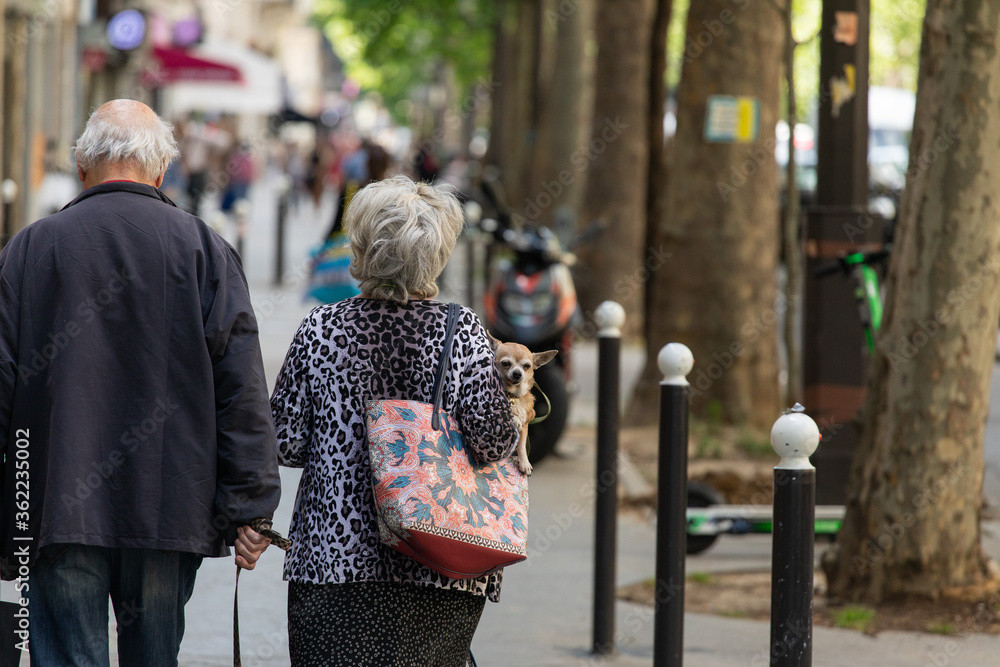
[454,309,519,463]
[203,243,281,543]
[270,313,315,468]
[0,242,20,466]
[0,241,21,577]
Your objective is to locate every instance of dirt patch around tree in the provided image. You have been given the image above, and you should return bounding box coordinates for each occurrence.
[618,425,1000,636]
[618,570,1000,636]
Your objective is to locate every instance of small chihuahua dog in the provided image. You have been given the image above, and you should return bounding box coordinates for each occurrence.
[489,334,558,475]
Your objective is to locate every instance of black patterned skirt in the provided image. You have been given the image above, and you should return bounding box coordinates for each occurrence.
[287,581,486,666]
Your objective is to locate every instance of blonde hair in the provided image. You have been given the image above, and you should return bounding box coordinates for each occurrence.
[346,175,463,304]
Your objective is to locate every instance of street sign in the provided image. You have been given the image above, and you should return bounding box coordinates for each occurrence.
[704,95,759,143]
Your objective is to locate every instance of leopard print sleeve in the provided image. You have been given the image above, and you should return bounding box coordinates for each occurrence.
[270,312,316,468]
[454,308,519,463]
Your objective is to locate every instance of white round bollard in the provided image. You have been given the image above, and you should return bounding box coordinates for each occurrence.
[658,343,694,386]
[2,179,17,204]
[770,403,820,470]
[595,301,626,338]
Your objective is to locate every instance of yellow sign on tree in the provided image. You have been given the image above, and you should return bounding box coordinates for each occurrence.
[704,95,760,143]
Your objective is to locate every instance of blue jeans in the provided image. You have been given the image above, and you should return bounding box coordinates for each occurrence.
[28,544,202,667]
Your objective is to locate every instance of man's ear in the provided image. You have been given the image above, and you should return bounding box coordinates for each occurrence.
[487,331,502,353]
[155,170,166,189]
[532,350,558,368]
[77,161,86,183]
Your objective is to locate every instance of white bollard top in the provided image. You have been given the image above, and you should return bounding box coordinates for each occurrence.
[659,342,694,386]
[595,301,626,338]
[770,403,820,470]
[2,179,17,203]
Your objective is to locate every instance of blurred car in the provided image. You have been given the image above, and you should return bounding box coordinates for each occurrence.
[775,86,915,218]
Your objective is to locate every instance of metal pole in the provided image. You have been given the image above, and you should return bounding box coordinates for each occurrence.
[592,301,625,656]
[234,198,251,265]
[466,230,476,310]
[274,178,289,286]
[769,404,820,667]
[654,343,694,667]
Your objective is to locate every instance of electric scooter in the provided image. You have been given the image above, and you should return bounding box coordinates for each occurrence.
[686,252,890,554]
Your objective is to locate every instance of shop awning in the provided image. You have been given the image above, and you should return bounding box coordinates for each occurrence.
[158,40,283,116]
[144,46,243,86]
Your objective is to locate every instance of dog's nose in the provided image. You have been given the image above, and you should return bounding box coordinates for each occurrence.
[511,369,523,381]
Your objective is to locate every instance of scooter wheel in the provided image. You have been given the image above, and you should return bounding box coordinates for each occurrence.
[687,481,725,555]
[527,362,569,464]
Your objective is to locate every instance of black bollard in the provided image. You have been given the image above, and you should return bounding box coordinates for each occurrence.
[273,183,289,286]
[592,301,624,656]
[768,405,820,667]
[654,343,694,667]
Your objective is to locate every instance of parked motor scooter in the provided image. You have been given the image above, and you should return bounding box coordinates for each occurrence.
[468,174,601,464]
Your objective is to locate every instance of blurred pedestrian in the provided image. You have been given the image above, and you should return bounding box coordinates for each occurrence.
[414,144,440,183]
[271,175,519,666]
[221,141,256,216]
[0,99,281,666]
[325,139,390,239]
[182,116,229,216]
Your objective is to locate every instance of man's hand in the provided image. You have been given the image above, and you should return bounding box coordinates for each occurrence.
[235,525,271,570]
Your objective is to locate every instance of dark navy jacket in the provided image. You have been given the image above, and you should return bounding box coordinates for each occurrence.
[0,181,280,575]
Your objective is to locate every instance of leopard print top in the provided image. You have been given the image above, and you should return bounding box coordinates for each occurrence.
[270,298,519,601]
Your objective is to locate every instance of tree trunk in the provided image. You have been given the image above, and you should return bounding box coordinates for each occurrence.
[631,0,784,429]
[824,0,1000,603]
[488,0,537,210]
[575,0,654,330]
[539,0,595,229]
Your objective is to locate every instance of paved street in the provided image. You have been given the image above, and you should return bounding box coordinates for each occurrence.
[86,173,1000,665]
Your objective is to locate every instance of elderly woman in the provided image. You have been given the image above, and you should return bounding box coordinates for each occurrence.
[271,175,519,666]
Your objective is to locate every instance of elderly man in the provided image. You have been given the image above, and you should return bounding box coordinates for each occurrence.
[0,100,280,665]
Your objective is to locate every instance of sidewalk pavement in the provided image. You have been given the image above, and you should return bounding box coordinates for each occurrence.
[122,177,1000,664]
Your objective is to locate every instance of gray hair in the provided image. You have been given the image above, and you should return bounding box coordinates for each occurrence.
[346,175,464,304]
[74,100,179,181]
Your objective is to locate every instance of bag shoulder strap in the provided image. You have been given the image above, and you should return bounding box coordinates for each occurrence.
[429,302,461,431]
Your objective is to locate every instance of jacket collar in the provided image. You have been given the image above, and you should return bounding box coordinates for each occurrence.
[61,181,179,211]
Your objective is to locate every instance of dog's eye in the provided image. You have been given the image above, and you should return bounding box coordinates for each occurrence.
[500,360,511,367]
[522,362,531,369]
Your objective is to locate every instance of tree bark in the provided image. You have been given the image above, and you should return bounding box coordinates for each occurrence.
[824,0,1000,603]
[575,0,654,330]
[631,0,783,429]
[488,0,537,210]
[538,0,595,229]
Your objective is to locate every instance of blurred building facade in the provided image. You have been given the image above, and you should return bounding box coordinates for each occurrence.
[0,0,333,242]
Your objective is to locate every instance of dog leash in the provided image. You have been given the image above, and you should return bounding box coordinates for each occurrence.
[234,518,292,667]
[529,385,551,425]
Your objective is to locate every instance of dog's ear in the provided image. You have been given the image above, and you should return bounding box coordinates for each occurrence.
[532,350,558,368]
[487,331,502,353]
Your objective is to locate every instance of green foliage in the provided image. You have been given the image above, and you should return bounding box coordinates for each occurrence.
[704,399,724,426]
[926,622,956,635]
[666,0,923,122]
[313,0,496,121]
[736,427,773,459]
[833,605,876,632]
[688,571,713,584]
[871,0,924,91]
